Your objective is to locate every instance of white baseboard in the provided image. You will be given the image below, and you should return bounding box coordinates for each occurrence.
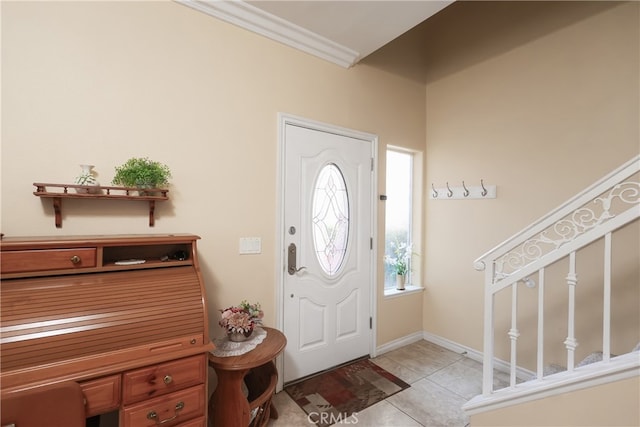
[421,330,480,358]
[375,331,424,355]
[422,331,535,381]
[376,330,534,381]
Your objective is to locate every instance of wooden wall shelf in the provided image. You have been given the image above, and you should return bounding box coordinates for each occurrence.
[33,183,169,228]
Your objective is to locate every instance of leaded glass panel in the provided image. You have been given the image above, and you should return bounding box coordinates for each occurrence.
[312,164,350,276]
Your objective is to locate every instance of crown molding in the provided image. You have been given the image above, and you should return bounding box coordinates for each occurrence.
[176,0,360,68]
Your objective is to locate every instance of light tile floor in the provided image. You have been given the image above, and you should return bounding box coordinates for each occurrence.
[269,340,510,427]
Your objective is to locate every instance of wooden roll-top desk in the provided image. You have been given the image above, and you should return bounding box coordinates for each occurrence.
[0,234,214,427]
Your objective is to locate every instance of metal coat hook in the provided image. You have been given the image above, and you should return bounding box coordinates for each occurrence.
[446,182,453,198]
[430,180,496,200]
[462,181,470,197]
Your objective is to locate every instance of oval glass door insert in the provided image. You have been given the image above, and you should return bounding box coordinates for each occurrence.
[311,163,350,276]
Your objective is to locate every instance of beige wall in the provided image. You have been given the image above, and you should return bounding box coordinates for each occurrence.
[2,4,639,424]
[0,1,426,342]
[471,376,640,426]
[2,0,638,363]
[423,1,639,364]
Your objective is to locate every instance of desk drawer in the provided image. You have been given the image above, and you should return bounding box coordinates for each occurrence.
[81,374,121,417]
[121,384,205,427]
[123,355,205,405]
[1,248,97,273]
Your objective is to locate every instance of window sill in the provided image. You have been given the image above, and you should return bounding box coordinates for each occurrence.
[383,285,424,299]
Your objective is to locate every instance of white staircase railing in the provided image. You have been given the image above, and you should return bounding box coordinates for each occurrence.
[465,155,640,413]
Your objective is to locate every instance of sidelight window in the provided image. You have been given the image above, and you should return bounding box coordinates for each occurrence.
[384,148,422,290]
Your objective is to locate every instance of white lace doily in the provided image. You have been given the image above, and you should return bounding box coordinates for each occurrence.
[211,327,268,357]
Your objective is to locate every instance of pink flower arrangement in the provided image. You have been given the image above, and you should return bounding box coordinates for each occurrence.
[219,301,264,334]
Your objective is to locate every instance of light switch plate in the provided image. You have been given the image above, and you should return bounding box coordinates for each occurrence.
[239,237,261,254]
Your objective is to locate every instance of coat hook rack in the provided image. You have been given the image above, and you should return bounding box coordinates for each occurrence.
[430,180,497,200]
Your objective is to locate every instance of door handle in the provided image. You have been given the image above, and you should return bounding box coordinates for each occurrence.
[288,243,307,275]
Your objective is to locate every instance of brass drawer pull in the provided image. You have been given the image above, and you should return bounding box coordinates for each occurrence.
[147,401,184,425]
[163,375,173,385]
[70,255,81,264]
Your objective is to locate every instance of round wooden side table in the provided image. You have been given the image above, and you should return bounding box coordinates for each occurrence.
[208,327,286,427]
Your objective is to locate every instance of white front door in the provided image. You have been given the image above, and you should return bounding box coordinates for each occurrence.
[280,116,376,383]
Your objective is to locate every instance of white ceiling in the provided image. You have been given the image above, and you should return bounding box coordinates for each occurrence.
[177,0,454,67]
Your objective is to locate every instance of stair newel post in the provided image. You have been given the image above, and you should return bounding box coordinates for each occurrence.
[564,251,579,371]
[508,282,520,387]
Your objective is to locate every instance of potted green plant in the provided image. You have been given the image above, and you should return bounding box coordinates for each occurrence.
[111,157,171,194]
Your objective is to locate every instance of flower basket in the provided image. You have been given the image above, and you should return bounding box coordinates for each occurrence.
[219,301,264,341]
